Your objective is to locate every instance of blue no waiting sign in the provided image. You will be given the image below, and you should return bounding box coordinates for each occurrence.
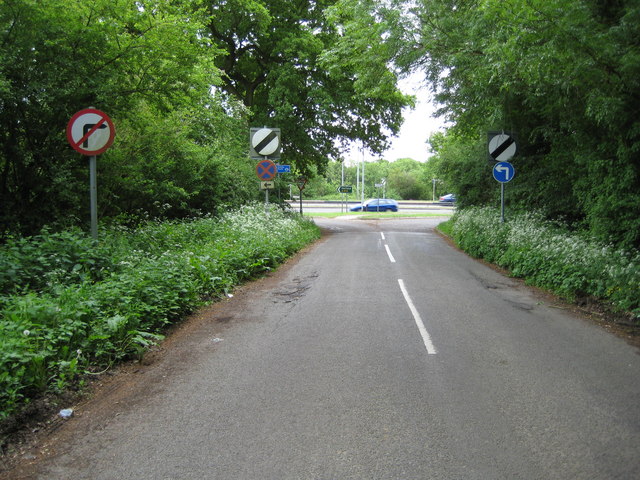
[256,159,277,180]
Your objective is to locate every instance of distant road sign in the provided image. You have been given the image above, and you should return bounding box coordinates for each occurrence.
[250,127,281,159]
[296,177,307,190]
[256,159,277,180]
[277,164,291,173]
[337,185,353,194]
[260,181,275,190]
[493,161,515,183]
[66,108,115,155]
[488,133,516,161]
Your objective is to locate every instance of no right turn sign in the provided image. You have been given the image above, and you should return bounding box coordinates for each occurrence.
[67,108,115,156]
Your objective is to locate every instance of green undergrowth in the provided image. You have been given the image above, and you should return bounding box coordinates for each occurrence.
[448,207,639,318]
[0,203,320,421]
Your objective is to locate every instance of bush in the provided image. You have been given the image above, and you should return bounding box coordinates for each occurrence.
[0,229,114,300]
[450,207,640,317]
[0,204,320,419]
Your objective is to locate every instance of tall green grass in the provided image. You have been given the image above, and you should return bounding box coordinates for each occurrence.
[0,203,320,419]
[449,207,640,317]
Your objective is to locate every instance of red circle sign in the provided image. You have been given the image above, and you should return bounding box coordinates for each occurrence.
[256,159,277,181]
[66,108,115,155]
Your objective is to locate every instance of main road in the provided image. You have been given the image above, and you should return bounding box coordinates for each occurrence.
[8,217,640,479]
[286,199,455,214]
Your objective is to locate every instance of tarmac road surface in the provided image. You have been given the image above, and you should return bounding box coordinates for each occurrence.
[6,217,640,479]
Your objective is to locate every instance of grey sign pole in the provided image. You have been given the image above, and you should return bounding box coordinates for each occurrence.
[67,108,115,241]
[500,183,505,223]
[264,158,269,215]
[488,132,517,224]
[89,155,98,239]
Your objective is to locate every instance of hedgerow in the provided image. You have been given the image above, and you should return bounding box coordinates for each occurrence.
[449,207,640,317]
[0,203,320,420]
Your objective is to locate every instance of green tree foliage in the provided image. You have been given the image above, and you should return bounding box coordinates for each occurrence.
[334,0,640,248]
[407,0,640,248]
[0,0,255,236]
[307,156,435,200]
[101,97,256,220]
[202,0,413,174]
[387,158,428,199]
[427,132,494,207]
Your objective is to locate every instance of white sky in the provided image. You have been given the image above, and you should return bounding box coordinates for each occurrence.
[344,73,448,165]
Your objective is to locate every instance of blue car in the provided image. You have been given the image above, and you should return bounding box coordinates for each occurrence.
[350,198,399,212]
[439,193,456,203]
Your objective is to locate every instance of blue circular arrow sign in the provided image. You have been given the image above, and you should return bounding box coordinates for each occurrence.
[493,161,515,183]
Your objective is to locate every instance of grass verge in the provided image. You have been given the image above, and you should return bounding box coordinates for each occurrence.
[445,207,639,319]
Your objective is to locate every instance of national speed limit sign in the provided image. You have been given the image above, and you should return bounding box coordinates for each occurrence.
[249,127,281,159]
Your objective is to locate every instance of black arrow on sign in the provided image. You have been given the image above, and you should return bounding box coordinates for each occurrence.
[82,122,108,148]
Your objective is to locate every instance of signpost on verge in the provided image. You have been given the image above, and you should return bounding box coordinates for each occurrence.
[296,177,307,215]
[250,127,281,213]
[488,132,516,223]
[337,185,353,213]
[66,108,115,240]
[374,179,386,212]
[256,158,277,213]
[276,165,290,202]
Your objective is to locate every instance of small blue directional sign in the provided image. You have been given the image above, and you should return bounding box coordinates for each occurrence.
[493,161,515,183]
[277,164,291,173]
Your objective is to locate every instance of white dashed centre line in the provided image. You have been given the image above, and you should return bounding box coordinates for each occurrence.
[398,279,437,355]
[380,232,396,263]
[385,245,396,263]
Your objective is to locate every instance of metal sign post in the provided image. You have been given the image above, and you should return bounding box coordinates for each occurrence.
[492,161,515,222]
[488,132,517,223]
[276,164,290,202]
[89,156,98,238]
[337,185,353,212]
[500,183,505,223]
[296,177,307,215]
[67,108,115,240]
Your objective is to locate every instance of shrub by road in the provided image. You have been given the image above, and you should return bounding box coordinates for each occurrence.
[447,207,640,319]
[0,203,320,424]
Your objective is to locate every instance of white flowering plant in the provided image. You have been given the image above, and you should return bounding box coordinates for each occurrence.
[0,203,320,419]
[450,207,639,317]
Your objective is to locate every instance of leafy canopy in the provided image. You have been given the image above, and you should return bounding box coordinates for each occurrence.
[341,0,640,248]
[202,0,413,174]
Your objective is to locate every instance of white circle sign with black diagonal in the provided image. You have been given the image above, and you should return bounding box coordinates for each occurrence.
[250,127,281,158]
[488,133,516,161]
